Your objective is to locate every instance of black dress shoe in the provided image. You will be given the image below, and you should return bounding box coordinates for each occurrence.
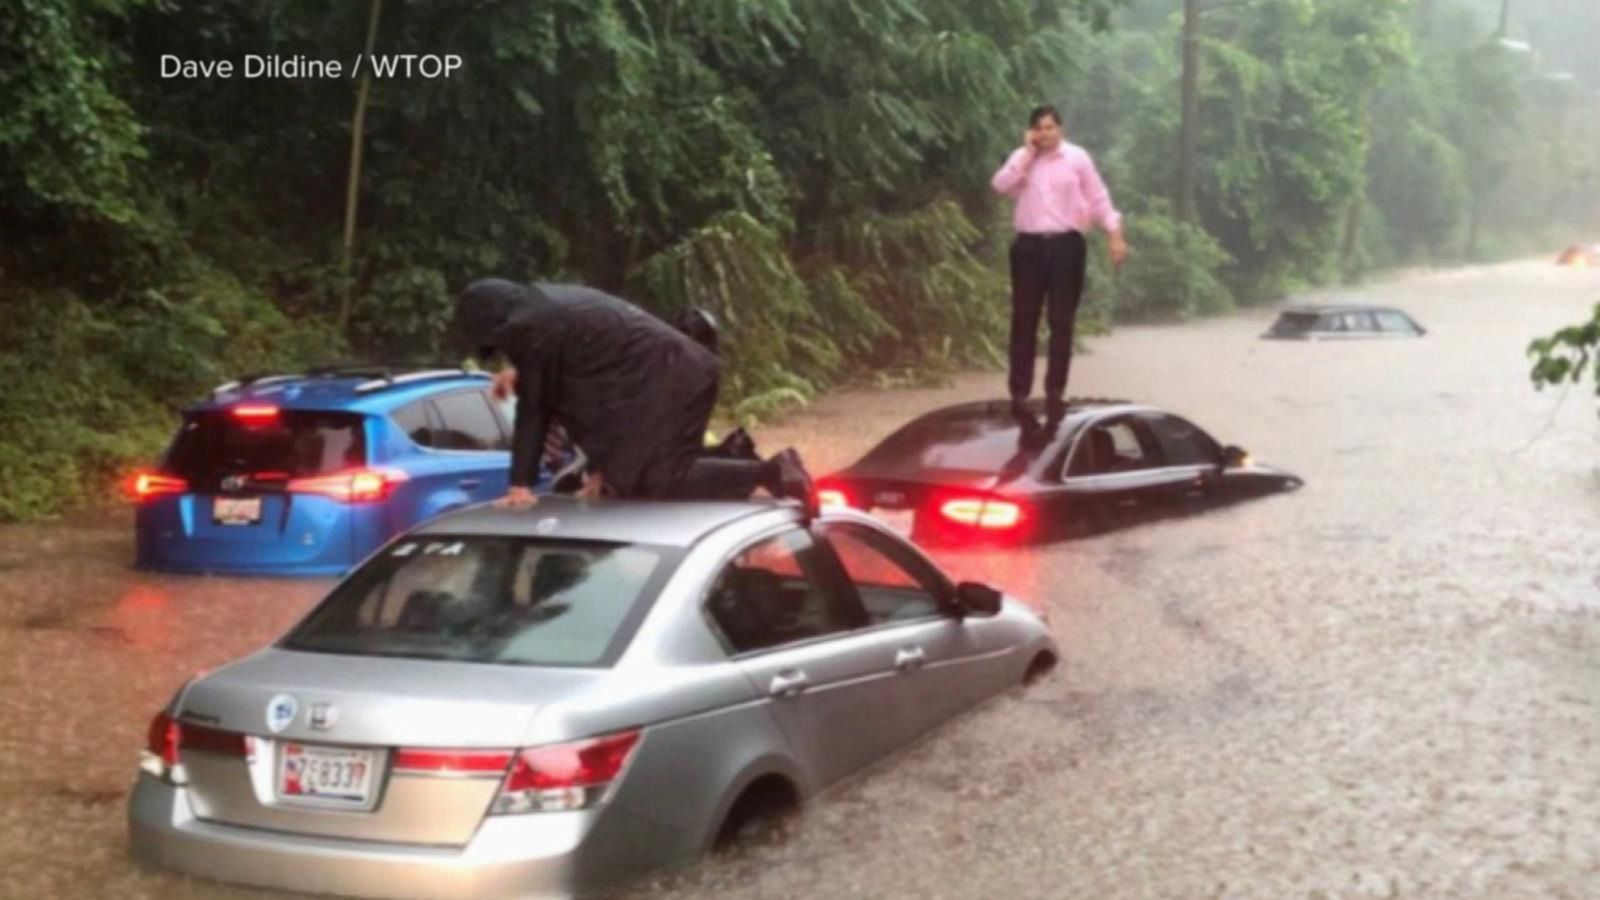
[772,448,818,516]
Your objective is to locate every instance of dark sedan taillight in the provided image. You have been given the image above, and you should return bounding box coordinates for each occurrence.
[938,496,1024,530]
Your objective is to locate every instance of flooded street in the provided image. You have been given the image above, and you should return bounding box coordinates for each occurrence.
[3,260,1598,898]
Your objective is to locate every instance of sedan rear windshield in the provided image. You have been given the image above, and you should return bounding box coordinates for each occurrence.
[857,415,1040,473]
[283,537,675,668]
[164,410,366,489]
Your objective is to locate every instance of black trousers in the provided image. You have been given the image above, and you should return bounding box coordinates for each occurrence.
[1008,231,1088,401]
[628,382,776,501]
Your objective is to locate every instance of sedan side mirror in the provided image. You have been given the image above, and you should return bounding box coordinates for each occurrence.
[953,581,1003,618]
[1221,445,1250,469]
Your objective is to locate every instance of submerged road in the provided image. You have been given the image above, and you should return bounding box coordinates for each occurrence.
[1,260,1597,898]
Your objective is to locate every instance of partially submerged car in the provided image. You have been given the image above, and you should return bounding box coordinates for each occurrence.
[129,365,551,576]
[128,498,1055,899]
[817,399,1302,544]
[1262,304,1426,340]
[1555,243,1599,268]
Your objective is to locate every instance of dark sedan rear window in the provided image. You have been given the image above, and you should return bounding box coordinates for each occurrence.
[164,410,365,489]
[857,414,1039,473]
[283,537,675,668]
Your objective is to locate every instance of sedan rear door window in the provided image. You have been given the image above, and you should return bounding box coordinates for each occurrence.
[1068,419,1162,476]
[706,529,862,654]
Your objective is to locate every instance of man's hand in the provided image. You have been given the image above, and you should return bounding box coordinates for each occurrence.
[491,367,518,400]
[495,486,538,509]
[1108,231,1129,270]
[1021,128,1039,161]
[575,470,608,500]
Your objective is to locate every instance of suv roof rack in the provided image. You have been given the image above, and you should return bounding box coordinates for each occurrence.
[209,363,486,398]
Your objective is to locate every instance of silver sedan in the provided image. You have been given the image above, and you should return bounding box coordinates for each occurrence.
[128,498,1057,899]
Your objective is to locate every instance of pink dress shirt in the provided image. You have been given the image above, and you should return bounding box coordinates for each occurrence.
[991,142,1122,236]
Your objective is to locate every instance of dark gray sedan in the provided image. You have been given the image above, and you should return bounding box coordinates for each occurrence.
[818,399,1303,544]
[128,498,1055,898]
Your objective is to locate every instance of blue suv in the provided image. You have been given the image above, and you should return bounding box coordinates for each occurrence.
[131,366,543,576]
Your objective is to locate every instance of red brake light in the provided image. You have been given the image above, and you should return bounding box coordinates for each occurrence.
[287,468,408,503]
[141,712,250,782]
[939,497,1022,529]
[393,748,514,775]
[493,730,642,814]
[146,712,180,768]
[128,471,188,501]
[231,404,280,421]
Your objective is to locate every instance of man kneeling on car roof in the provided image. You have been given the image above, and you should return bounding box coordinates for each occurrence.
[455,278,816,511]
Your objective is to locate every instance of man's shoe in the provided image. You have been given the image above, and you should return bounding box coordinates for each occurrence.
[1009,396,1030,418]
[772,448,818,516]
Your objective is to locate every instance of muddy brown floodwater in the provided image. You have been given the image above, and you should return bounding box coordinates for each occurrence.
[2,260,1597,899]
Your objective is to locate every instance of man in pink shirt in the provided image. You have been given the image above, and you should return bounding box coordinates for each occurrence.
[991,105,1127,420]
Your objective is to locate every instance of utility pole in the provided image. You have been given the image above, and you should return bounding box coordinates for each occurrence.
[339,0,383,333]
[1497,0,1510,38]
[1177,0,1200,226]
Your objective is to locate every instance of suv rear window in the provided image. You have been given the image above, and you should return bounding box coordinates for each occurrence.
[164,410,366,490]
[1269,312,1320,336]
[283,537,674,667]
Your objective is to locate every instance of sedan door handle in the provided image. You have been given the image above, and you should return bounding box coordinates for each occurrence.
[894,647,926,671]
[458,478,482,489]
[768,670,810,697]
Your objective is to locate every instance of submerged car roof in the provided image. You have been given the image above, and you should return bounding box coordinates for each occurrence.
[1277,304,1406,315]
[411,496,802,548]
[189,369,494,416]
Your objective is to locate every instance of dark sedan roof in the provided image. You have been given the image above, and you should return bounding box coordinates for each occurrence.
[848,398,1142,480]
[416,497,797,547]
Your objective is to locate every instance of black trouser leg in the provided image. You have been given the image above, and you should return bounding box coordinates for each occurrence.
[659,457,776,501]
[1008,238,1048,401]
[1043,232,1088,400]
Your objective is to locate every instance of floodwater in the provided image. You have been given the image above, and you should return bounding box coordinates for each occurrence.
[1,260,1597,899]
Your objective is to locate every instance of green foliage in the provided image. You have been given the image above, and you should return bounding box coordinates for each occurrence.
[0,0,147,224]
[1528,303,1600,401]
[1100,207,1234,321]
[0,271,339,520]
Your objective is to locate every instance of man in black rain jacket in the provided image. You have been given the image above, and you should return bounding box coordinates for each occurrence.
[454,279,816,511]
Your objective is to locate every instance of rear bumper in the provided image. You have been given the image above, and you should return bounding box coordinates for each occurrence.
[134,560,351,578]
[129,776,590,899]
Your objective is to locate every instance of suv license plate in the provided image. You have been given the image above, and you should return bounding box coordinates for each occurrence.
[214,496,262,525]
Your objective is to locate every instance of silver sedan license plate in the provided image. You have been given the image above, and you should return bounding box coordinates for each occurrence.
[279,742,377,807]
